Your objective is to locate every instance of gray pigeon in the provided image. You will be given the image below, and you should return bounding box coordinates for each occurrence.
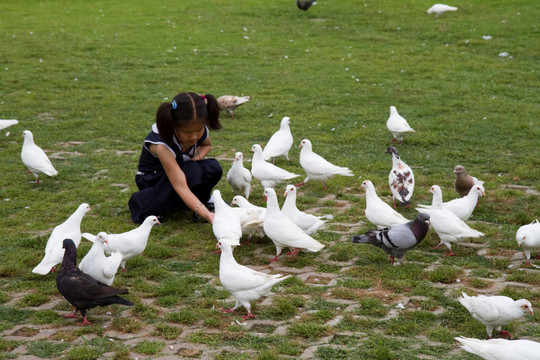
[352,213,430,265]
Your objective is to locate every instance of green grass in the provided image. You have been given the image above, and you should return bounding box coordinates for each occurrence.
[1,0,540,359]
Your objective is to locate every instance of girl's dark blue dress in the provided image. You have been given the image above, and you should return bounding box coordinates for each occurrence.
[128,124,222,223]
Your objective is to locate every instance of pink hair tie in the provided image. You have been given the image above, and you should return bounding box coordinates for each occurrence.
[200,94,208,104]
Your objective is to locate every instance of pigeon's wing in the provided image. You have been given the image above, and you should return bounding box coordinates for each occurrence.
[22,145,57,174]
[300,152,334,176]
[221,266,277,292]
[102,252,123,280]
[82,232,97,243]
[470,297,500,322]
[383,225,417,249]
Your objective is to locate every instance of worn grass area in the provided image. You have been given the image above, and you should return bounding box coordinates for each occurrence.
[1,0,539,359]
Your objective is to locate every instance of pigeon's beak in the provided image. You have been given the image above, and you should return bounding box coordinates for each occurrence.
[104,239,109,245]
[284,190,289,196]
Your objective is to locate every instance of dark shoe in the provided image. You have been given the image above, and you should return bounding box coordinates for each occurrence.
[192,212,200,223]
[205,203,215,212]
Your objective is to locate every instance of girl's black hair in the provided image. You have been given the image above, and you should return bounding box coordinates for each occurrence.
[156,92,222,147]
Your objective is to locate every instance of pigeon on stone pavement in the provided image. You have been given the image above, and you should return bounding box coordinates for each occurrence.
[416,183,485,221]
[57,239,133,325]
[455,336,540,360]
[352,213,430,265]
[516,219,540,266]
[362,179,409,229]
[250,144,300,189]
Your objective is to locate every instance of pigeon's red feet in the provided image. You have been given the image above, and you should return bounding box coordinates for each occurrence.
[64,310,78,319]
[526,259,531,266]
[243,313,257,321]
[294,182,305,188]
[81,316,91,325]
[389,256,395,265]
[499,330,513,339]
[444,250,457,257]
[286,248,299,258]
[220,308,235,313]
[430,243,442,250]
[122,268,127,273]
[269,255,281,262]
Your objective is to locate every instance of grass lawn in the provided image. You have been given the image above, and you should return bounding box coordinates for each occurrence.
[1,0,539,359]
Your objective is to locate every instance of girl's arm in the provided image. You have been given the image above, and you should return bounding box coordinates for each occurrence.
[191,136,212,161]
[149,143,214,224]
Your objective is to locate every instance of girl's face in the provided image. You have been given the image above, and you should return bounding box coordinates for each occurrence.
[175,120,205,149]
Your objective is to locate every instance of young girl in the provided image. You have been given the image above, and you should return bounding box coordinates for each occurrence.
[128,92,223,224]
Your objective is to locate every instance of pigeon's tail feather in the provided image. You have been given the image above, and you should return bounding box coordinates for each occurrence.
[82,233,97,242]
[352,231,385,250]
[94,295,134,307]
[32,258,55,275]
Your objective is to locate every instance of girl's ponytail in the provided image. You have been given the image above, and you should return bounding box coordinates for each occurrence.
[203,93,222,130]
[156,101,175,147]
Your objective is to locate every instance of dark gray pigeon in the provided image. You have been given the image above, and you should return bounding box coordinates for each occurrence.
[352,213,430,265]
[297,0,317,11]
[56,239,133,325]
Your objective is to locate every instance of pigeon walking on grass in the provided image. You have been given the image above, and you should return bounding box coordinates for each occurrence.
[352,213,430,265]
[32,203,91,275]
[427,4,458,16]
[217,95,251,118]
[455,336,540,360]
[227,152,252,199]
[212,190,242,245]
[218,238,290,320]
[263,188,324,261]
[386,146,414,207]
[297,0,317,11]
[21,130,58,183]
[454,165,482,197]
[262,116,293,162]
[426,185,484,256]
[0,119,18,131]
[515,219,540,266]
[362,180,409,229]
[82,215,160,272]
[231,195,266,240]
[297,139,353,190]
[458,292,533,339]
[56,239,133,325]
[282,185,328,235]
[386,106,415,143]
[250,144,300,189]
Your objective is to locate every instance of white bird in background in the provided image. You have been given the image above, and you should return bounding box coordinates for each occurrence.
[362,180,409,229]
[217,238,290,320]
[516,219,540,266]
[386,146,414,207]
[458,292,534,339]
[212,189,242,245]
[386,106,415,143]
[0,119,18,131]
[282,185,328,235]
[227,152,252,199]
[82,215,161,272]
[297,138,353,190]
[427,185,484,256]
[78,234,123,286]
[263,188,324,261]
[231,195,266,240]
[217,95,251,118]
[455,336,540,360]
[262,116,294,162]
[21,130,58,183]
[250,144,300,189]
[416,183,485,221]
[32,203,91,275]
[427,4,458,16]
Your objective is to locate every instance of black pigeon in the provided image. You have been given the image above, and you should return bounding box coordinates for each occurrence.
[352,213,430,265]
[297,0,317,11]
[56,238,134,325]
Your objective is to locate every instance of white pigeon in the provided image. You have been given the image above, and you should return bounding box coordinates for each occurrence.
[21,130,58,183]
[427,185,484,256]
[82,215,161,272]
[427,4,458,16]
[362,180,409,229]
[416,183,485,221]
[250,144,300,189]
[262,116,294,162]
[217,238,291,320]
[212,189,242,245]
[0,119,18,131]
[386,106,415,143]
[78,233,123,286]
[458,292,533,338]
[217,95,251,118]
[263,188,325,261]
[297,139,353,190]
[455,336,540,360]
[231,195,266,240]
[226,152,252,199]
[516,219,540,266]
[32,203,91,275]
[281,184,327,235]
[386,146,414,207]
